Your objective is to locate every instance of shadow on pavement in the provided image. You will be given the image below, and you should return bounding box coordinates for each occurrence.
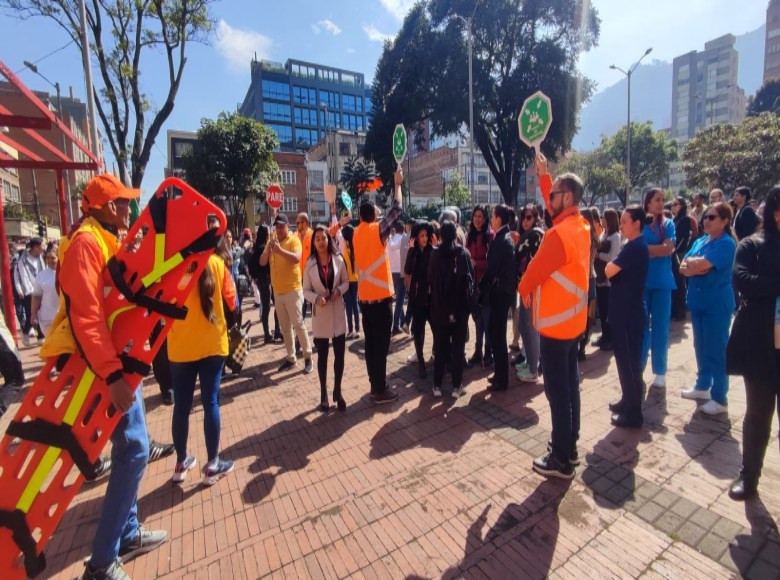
[582,426,649,509]
[675,412,740,479]
[729,496,780,576]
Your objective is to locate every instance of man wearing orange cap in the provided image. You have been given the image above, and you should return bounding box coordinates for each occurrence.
[41,174,167,579]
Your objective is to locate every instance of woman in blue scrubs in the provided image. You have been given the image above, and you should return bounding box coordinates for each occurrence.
[641,189,677,389]
[680,202,737,415]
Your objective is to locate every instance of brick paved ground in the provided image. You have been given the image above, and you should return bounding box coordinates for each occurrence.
[5,308,780,579]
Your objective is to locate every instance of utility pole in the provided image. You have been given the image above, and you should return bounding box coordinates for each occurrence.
[79,0,100,164]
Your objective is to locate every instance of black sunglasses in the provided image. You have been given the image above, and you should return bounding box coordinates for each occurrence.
[703,214,719,221]
[522,214,534,220]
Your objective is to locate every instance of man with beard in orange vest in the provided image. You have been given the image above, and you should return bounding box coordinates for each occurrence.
[353,165,404,404]
[518,153,591,480]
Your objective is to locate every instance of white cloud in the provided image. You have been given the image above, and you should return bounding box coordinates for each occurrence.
[379,0,416,20]
[363,24,393,43]
[320,19,342,35]
[215,19,272,72]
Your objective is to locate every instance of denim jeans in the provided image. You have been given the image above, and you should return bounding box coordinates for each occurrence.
[474,303,492,357]
[171,356,226,464]
[641,288,672,375]
[392,273,406,331]
[90,395,149,568]
[518,300,539,374]
[344,281,360,333]
[539,336,581,464]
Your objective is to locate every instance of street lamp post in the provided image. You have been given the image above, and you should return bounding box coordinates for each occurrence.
[610,47,652,203]
[23,61,75,227]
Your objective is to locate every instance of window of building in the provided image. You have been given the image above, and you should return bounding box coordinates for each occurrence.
[268,124,293,145]
[262,80,290,101]
[280,170,297,185]
[291,63,316,79]
[477,173,488,185]
[293,86,317,105]
[339,142,351,156]
[321,69,338,83]
[294,107,316,126]
[2,180,10,201]
[283,197,299,212]
[10,184,20,203]
[319,90,339,110]
[173,140,193,158]
[309,169,325,191]
[365,97,372,115]
[341,73,359,86]
[342,94,357,112]
[295,129,317,147]
[342,113,361,131]
[264,102,292,122]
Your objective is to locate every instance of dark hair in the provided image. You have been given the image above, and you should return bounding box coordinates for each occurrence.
[624,205,646,225]
[341,224,356,272]
[28,237,43,249]
[393,221,405,234]
[256,224,269,246]
[520,204,541,232]
[603,208,619,236]
[693,192,706,202]
[493,204,515,227]
[359,202,376,223]
[438,221,457,253]
[763,185,780,238]
[308,225,337,261]
[673,196,688,218]
[556,173,585,204]
[643,188,667,241]
[467,204,490,247]
[735,186,751,202]
[198,262,217,323]
[411,220,433,249]
[581,209,599,253]
[706,202,737,242]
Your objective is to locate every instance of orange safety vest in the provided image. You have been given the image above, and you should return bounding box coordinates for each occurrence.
[298,228,312,279]
[533,214,591,339]
[353,221,394,301]
[40,217,117,358]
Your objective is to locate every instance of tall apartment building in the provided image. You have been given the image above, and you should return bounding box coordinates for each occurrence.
[765,0,780,82]
[669,34,747,191]
[239,58,372,152]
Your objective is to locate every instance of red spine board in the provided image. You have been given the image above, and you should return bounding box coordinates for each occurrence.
[0,178,225,577]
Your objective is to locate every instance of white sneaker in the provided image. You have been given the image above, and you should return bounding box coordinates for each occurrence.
[699,400,728,416]
[650,374,666,388]
[406,352,417,364]
[454,385,464,398]
[432,386,442,398]
[20,332,30,347]
[681,388,711,401]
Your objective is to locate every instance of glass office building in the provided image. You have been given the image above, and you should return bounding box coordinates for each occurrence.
[239,59,373,151]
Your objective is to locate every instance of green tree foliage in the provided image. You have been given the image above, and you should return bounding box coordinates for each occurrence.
[747,80,780,117]
[682,113,780,199]
[557,148,625,206]
[339,157,377,205]
[3,0,215,187]
[181,112,278,233]
[601,121,678,206]
[364,0,600,206]
[444,172,471,208]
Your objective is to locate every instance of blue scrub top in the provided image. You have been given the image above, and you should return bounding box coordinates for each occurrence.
[642,218,677,290]
[684,234,736,312]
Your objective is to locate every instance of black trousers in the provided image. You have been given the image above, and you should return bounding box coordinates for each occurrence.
[360,298,393,395]
[488,289,512,388]
[21,294,41,336]
[256,277,271,336]
[433,318,468,389]
[596,286,611,343]
[152,339,173,397]
[612,322,644,418]
[314,335,346,402]
[540,336,581,464]
[671,256,687,321]
[741,355,780,485]
[410,304,431,364]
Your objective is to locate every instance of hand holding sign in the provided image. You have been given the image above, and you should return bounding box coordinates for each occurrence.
[518,91,553,153]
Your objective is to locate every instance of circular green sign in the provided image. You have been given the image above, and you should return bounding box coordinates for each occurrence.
[518,91,553,148]
[392,124,407,162]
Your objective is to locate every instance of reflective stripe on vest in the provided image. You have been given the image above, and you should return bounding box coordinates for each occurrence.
[534,270,588,330]
[358,253,393,291]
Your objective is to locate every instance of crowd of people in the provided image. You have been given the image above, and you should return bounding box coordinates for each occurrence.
[0,160,777,578]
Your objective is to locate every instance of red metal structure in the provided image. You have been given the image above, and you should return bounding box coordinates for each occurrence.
[0,60,101,344]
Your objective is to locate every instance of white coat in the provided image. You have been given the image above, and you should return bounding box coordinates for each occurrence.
[303,253,350,339]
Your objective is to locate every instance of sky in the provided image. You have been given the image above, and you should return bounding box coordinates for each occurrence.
[0,0,769,201]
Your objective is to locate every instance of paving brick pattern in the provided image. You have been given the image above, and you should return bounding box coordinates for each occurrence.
[4,314,780,579]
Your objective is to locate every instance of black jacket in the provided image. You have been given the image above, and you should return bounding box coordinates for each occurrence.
[428,245,474,326]
[674,214,693,257]
[726,234,780,385]
[480,225,516,297]
[404,244,432,308]
[734,205,760,241]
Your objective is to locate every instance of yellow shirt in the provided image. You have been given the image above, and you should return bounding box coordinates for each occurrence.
[167,254,237,362]
[270,233,303,294]
[342,245,359,282]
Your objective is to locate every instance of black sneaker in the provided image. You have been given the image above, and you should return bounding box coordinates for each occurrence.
[148,441,175,463]
[468,352,482,365]
[608,399,625,413]
[278,359,296,372]
[546,440,580,466]
[610,412,643,429]
[728,474,758,501]
[81,558,129,580]
[118,525,168,563]
[482,353,494,367]
[532,452,575,479]
[264,334,274,344]
[303,359,313,374]
[202,458,234,486]
[372,387,399,404]
[161,390,174,406]
[90,457,112,481]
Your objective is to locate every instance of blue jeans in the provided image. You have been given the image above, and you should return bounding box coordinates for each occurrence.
[392,273,406,331]
[90,396,149,568]
[641,288,672,375]
[690,307,732,405]
[540,336,581,463]
[518,301,539,374]
[474,303,492,357]
[171,356,225,464]
[344,281,360,333]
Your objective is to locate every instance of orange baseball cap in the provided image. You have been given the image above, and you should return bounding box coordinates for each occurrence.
[81,174,140,213]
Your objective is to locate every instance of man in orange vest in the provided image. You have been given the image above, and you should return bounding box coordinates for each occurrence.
[41,174,168,578]
[353,165,404,404]
[518,154,590,480]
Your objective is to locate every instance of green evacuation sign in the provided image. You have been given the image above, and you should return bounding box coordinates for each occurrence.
[518,91,553,149]
[392,124,407,163]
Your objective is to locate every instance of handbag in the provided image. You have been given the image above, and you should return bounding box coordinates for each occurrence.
[226,320,252,374]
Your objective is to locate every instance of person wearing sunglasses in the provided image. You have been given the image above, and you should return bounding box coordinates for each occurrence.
[679,202,737,415]
[515,205,544,383]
